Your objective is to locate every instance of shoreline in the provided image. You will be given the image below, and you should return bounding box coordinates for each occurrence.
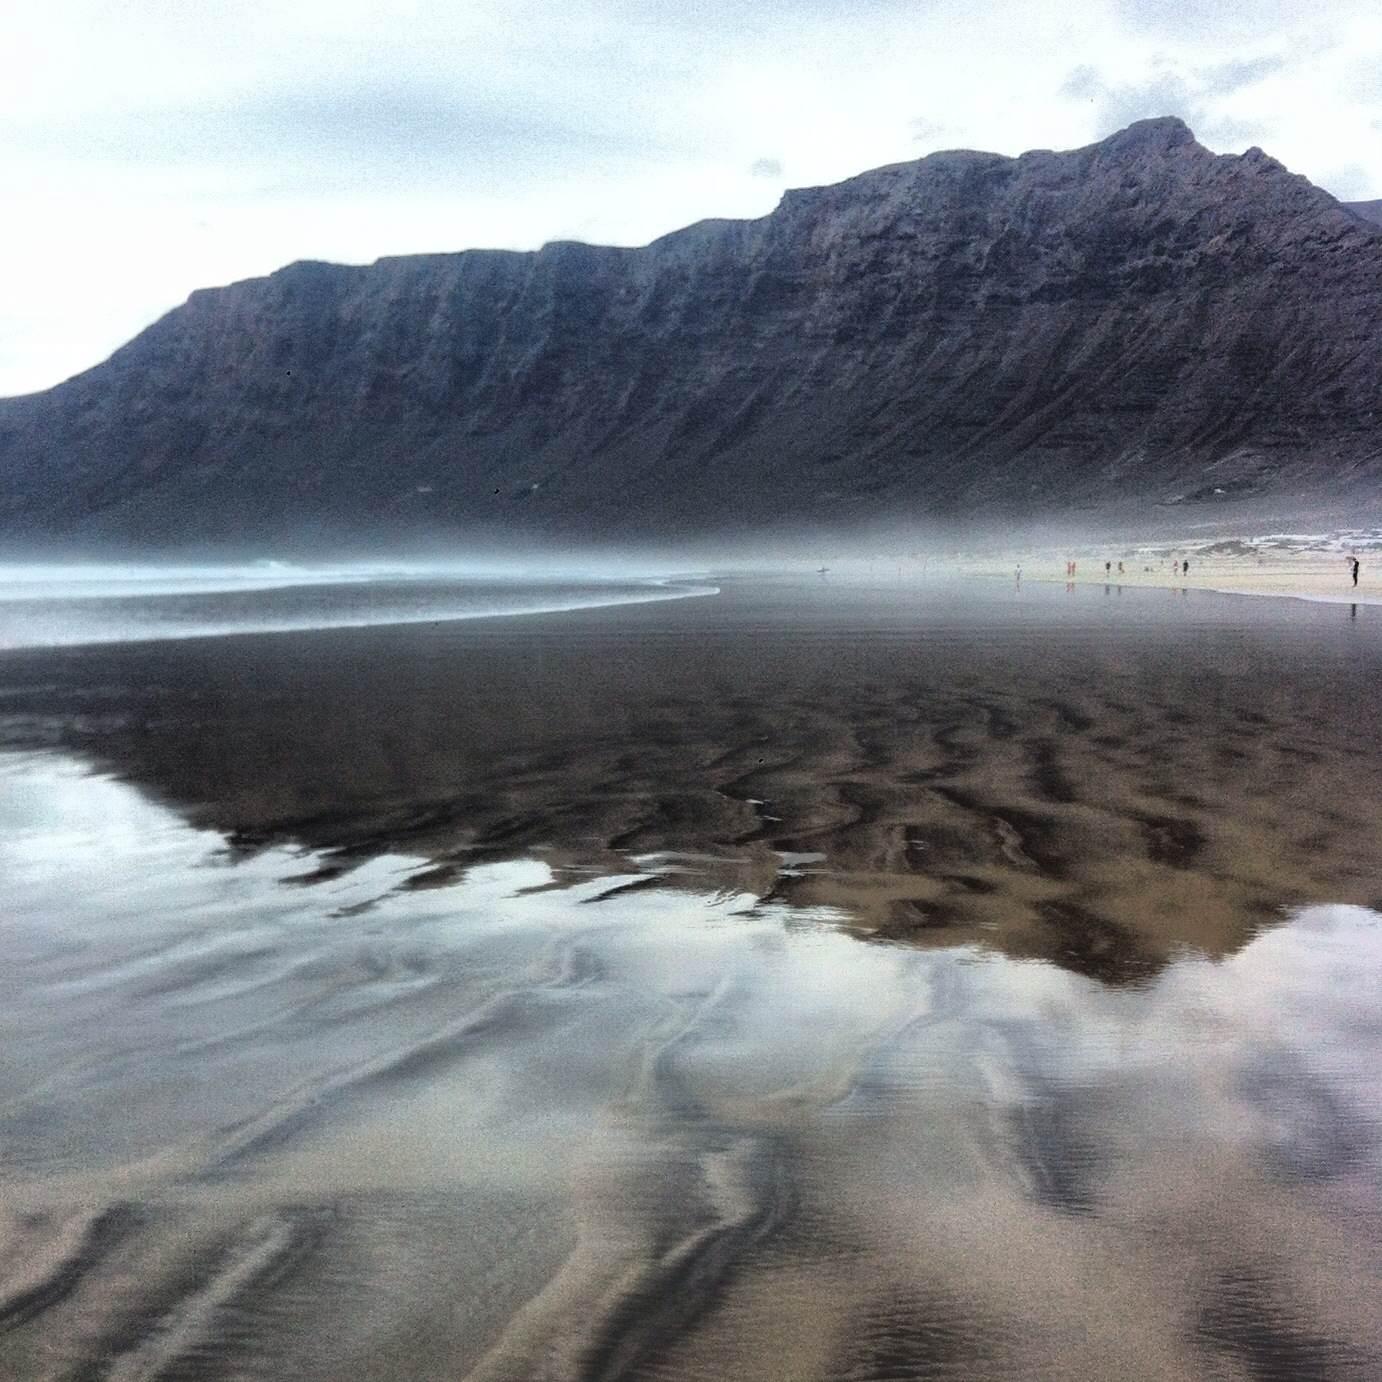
[980,544,1380,607]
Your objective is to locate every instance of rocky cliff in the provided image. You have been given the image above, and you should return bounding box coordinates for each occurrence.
[3,117,1381,548]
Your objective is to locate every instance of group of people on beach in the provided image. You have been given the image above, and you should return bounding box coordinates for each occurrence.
[1052,554,1362,587]
[1088,558,1186,576]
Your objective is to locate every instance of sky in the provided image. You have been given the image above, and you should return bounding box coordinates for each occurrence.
[4,0,1381,397]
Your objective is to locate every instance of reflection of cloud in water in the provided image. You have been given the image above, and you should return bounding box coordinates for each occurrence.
[2,751,1380,1379]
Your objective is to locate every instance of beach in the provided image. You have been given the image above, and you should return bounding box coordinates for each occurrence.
[2,573,1381,1379]
[985,532,1382,605]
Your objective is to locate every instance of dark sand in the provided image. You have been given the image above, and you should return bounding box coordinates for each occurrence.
[2,575,1381,1379]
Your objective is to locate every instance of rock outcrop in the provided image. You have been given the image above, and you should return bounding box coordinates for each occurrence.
[3,117,1381,547]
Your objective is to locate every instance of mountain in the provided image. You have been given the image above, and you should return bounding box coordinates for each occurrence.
[1348,199,1382,227]
[3,117,1381,549]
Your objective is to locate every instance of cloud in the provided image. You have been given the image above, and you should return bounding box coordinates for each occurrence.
[749,157,783,178]
[5,79,700,193]
[1321,163,1376,201]
[1060,58,1276,147]
[1112,0,1327,41]
[909,117,946,144]
[1198,56,1287,95]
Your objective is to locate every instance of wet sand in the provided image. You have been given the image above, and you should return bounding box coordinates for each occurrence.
[2,576,1381,1379]
[5,576,1382,969]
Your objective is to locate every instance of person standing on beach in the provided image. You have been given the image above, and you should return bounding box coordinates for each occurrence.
[1351,557,1360,587]
[1182,559,1189,576]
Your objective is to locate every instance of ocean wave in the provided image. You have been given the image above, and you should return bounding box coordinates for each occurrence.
[0,575,720,650]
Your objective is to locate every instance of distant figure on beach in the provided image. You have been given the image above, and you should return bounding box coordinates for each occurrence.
[1105,561,1111,575]
[1117,561,1125,575]
[1182,559,1189,576]
[1350,557,1360,587]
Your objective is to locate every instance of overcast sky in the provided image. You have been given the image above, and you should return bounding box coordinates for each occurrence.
[4,0,1380,396]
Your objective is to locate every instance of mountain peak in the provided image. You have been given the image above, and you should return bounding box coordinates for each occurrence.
[1098,116,1198,156]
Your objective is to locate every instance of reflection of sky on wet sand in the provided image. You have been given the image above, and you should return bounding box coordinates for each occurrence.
[3,751,1381,1379]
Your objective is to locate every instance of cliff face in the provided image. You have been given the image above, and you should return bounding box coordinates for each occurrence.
[3,117,1381,546]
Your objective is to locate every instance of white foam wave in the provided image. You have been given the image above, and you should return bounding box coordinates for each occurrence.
[0,578,720,650]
